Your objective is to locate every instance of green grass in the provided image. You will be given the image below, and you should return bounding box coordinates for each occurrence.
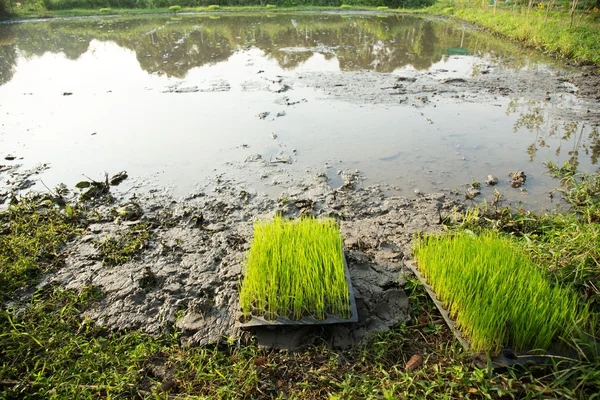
[266,4,276,9]
[340,4,352,8]
[0,196,85,301]
[168,5,180,12]
[414,231,590,353]
[208,4,220,10]
[99,7,111,12]
[239,216,350,321]
[95,223,151,267]
[431,1,600,65]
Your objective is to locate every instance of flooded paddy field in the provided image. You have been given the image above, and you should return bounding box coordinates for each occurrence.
[0,12,598,208]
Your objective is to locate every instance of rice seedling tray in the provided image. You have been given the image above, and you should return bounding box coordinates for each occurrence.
[406,260,565,369]
[236,253,359,327]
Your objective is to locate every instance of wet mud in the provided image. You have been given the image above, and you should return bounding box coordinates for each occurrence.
[35,170,454,349]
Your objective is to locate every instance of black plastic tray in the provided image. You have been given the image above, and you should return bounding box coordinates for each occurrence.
[236,253,359,327]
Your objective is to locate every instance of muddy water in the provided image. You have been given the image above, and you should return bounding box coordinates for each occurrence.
[0,13,598,208]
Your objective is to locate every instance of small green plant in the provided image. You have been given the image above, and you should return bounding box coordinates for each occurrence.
[265,4,276,8]
[169,5,181,12]
[414,231,591,353]
[99,7,111,12]
[208,4,220,9]
[376,6,389,10]
[95,223,151,267]
[340,4,352,9]
[239,216,350,321]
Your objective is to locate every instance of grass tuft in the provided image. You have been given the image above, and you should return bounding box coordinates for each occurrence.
[340,4,352,9]
[239,216,350,321]
[95,223,151,267]
[208,4,220,10]
[414,231,591,353]
[265,4,276,9]
[169,5,181,12]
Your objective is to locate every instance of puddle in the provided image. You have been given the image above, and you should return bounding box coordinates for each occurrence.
[0,13,598,209]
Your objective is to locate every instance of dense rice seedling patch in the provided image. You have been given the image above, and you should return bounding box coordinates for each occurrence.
[239,216,351,322]
[413,231,590,353]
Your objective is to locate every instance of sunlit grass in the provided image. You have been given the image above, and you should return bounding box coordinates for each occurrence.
[239,216,350,321]
[414,231,591,353]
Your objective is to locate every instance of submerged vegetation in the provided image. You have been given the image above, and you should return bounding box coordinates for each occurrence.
[414,231,591,352]
[239,216,350,321]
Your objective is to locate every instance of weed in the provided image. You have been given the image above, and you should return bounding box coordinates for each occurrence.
[169,5,180,12]
[340,4,352,9]
[208,4,219,10]
[266,4,276,8]
[95,223,151,267]
[0,195,85,301]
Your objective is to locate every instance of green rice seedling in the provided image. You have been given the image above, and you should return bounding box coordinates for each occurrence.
[169,5,181,12]
[239,216,350,322]
[208,4,220,10]
[265,4,276,8]
[413,231,590,353]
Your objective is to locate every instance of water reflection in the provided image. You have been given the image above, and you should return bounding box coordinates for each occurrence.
[507,99,600,169]
[0,14,536,82]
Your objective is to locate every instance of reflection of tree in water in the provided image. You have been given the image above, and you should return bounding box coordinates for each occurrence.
[507,99,600,169]
[0,25,18,86]
[0,14,522,86]
[0,45,17,87]
[128,28,234,78]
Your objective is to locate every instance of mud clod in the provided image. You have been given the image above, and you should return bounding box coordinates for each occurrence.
[509,171,527,188]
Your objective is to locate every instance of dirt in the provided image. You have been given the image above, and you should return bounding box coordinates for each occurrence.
[289,63,600,125]
[0,163,50,205]
[23,167,453,350]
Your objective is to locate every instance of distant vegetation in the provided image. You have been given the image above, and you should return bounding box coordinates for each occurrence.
[4,0,435,14]
[433,0,600,65]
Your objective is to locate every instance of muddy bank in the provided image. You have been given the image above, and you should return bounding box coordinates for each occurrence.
[31,170,454,349]
[287,63,600,124]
